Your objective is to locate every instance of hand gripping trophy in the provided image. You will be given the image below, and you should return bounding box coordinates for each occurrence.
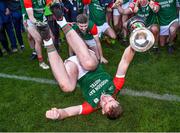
[127,16,155,52]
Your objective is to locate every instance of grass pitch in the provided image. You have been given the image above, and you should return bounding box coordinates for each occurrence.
[0,33,180,131]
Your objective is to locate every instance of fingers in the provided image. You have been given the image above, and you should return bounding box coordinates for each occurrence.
[46,108,60,120]
[101,57,108,64]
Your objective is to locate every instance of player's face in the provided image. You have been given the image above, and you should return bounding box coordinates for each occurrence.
[100,94,119,115]
[77,23,88,33]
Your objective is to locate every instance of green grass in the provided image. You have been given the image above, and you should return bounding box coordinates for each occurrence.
[0,33,180,131]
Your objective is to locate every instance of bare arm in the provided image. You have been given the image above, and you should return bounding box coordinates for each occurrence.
[93,35,108,64]
[46,105,82,120]
[23,0,36,23]
[115,46,135,76]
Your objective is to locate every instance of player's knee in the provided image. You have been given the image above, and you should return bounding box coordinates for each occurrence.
[169,26,177,35]
[111,33,117,39]
[82,59,98,71]
[59,83,75,92]
[151,26,159,33]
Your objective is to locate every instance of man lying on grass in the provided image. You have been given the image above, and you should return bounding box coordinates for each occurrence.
[38,4,135,120]
[37,18,135,120]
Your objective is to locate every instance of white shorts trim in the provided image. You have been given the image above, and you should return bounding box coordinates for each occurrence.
[160,18,178,36]
[113,8,120,16]
[85,39,96,47]
[65,56,88,80]
[97,22,110,37]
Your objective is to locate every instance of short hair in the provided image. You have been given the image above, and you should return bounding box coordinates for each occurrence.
[106,104,123,120]
[76,14,88,24]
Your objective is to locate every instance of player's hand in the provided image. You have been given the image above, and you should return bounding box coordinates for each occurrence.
[100,56,108,64]
[133,6,139,13]
[46,108,60,120]
[149,0,159,13]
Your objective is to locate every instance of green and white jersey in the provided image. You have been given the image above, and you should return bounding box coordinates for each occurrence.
[136,4,158,27]
[89,0,106,26]
[21,0,50,21]
[72,20,96,40]
[156,0,177,26]
[78,65,116,108]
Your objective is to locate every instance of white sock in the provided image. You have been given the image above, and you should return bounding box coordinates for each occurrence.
[57,17,67,28]
[43,38,53,47]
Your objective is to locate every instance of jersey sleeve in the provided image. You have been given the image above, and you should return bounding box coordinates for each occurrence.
[113,77,125,91]
[90,23,98,35]
[82,0,91,5]
[80,101,96,115]
[23,0,32,8]
[46,0,52,5]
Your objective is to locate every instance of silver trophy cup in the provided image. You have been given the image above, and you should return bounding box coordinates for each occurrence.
[127,16,155,52]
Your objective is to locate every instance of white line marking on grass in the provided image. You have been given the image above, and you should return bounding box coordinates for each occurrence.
[0,73,57,85]
[121,88,180,102]
[0,73,180,102]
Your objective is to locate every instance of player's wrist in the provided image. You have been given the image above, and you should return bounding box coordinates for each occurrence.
[57,17,67,28]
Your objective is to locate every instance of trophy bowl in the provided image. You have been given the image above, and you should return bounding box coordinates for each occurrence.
[127,16,155,52]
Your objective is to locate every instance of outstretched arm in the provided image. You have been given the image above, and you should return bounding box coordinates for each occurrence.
[113,46,135,94]
[115,46,135,77]
[46,106,82,120]
[46,102,95,120]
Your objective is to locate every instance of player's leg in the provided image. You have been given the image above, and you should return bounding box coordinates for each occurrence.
[113,8,123,43]
[149,24,159,52]
[27,22,49,69]
[57,18,98,71]
[48,50,78,92]
[169,21,179,45]
[104,24,117,39]
[159,36,167,47]
[167,21,179,54]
